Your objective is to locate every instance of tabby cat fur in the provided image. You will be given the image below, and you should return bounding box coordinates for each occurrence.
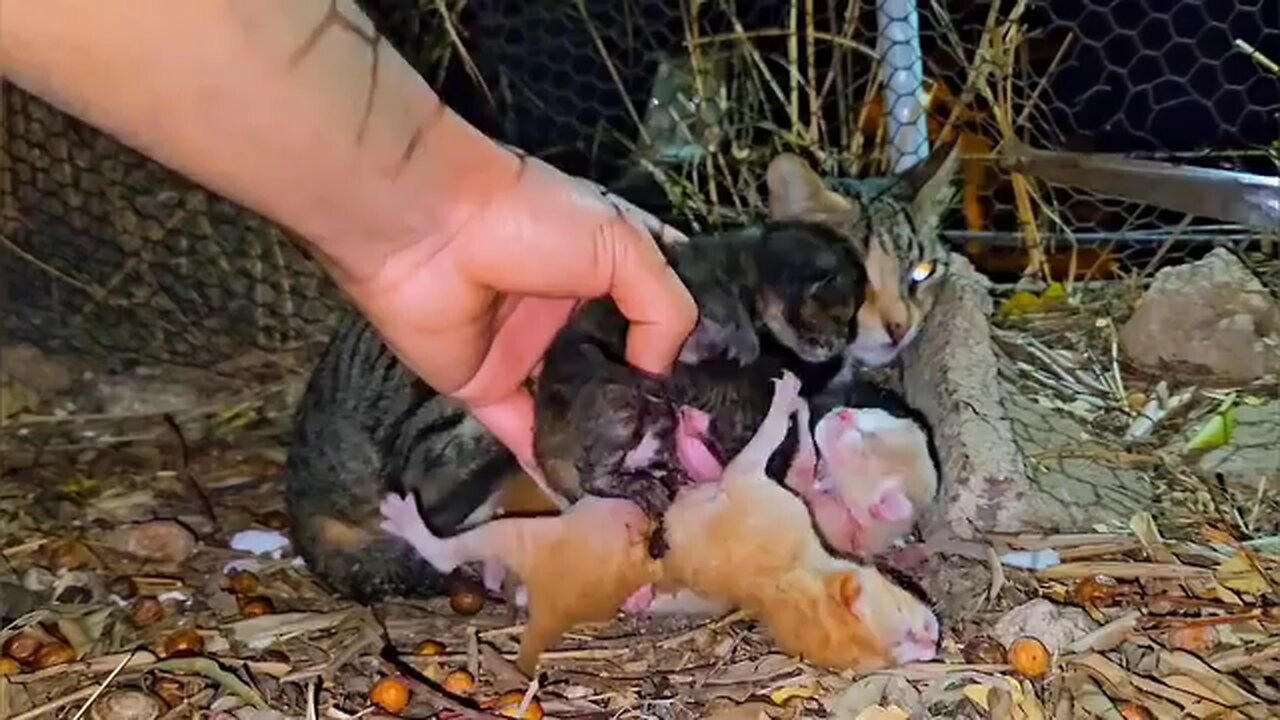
[283,143,959,601]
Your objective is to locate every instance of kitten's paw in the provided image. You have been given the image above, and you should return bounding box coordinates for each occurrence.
[482,560,508,595]
[771,371,803,408]
[622,584,657,614]
[870,483,914,523]
[378,492,424,540]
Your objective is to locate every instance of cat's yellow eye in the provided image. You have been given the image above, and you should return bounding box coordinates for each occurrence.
[909,260,936,284]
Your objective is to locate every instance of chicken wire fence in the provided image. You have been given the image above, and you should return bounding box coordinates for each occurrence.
[2,0,1278,370]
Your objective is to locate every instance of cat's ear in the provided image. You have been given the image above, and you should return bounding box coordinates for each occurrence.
[826,571,864,611]
[898,139,961,233]
[868,478,914,523]
[767,153,854,221]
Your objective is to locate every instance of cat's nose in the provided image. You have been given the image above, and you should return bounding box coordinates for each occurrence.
[838,408,857,425]
[885,321,909,345]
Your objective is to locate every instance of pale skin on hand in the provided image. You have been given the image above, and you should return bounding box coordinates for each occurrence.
[0,0,697,471]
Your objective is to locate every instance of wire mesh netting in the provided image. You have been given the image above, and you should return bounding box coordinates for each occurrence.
[3,0,1277,371]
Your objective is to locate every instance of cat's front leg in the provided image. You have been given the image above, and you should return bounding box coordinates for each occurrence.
[724,371,804,478]
[379,492,462,573]
[784,398,817,494]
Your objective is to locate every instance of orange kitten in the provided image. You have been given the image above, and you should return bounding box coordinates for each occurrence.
[379,372,939,676]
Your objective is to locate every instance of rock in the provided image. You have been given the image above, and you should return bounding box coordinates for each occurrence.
[901,254,1048,536]
[1193,400,1280,494]
[0,342,77,394]
[105,520,198,563]
[89,689,164,720]
[992,598,1098,655]
[93,374,202,415]
[1119,248,1280,382]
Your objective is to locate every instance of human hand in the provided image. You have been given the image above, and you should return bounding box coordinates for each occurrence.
[338,148,697,475]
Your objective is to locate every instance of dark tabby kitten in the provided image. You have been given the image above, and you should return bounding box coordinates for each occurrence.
[531,216,868,524]
[283,313,521,603]
[283,144,959,601]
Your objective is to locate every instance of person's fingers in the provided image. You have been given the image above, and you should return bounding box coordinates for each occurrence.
[450,295,577,406]
[463,386,539,474]
[601,210,698,376]
[601,188,690,246]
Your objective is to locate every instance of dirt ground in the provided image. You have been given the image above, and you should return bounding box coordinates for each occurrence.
[1,343,1278,720]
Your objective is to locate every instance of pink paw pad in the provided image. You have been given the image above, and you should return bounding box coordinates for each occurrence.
[675,405,723,483]
[622,585,657,614]
[869,487,914,522]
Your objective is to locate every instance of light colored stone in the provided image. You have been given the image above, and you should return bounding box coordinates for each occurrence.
[1119,248,1280,382]
[0,342,76,393]
[992,598,1098,655]
[1192,400,1280,494]
[1003,389,1154,530]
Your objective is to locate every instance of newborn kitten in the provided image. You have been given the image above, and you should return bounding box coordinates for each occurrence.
[791,380,942,557]
[380,371,939,676]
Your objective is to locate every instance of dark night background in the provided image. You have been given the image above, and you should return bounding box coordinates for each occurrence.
[360,0,1280,190]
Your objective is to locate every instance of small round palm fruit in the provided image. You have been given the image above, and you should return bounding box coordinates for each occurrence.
[162,629,204,658]
[447,575,485,616]
[1074,575,1119,607]
[493,691,545,720]
[129,597,165,627]
[226,570,260,596]
[415,640,446,656]
[370,676,410,714]
[1119,702,1156,720]
[0,657,20,676]
[960,636,1007,665]
[47,539,92,571]
[1007,637,1050,679]
[238,596,274,618]
[3,632,43,664]
[34,642,76,669]
[443,669,476,695]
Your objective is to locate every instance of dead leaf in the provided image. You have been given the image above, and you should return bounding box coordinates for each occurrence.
[852,707,910,720]
[55,606,112,660]
[707,654,800,685]
[701,701,785,720]
[989,684,1017,720]
[1017,679,1048,720]
[1067,610,1142,653]
[769,682,819,705]
[962,677,1024,712]
[225,609,354,649]
[478,643,527,691]
[0,381,40,419]
[1037,562,1213,581]
[1214,552,1271,596]
[829,675,891,719]
[1065,671,1125,719]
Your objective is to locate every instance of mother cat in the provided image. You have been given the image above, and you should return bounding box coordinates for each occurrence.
[282,144,958,603]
